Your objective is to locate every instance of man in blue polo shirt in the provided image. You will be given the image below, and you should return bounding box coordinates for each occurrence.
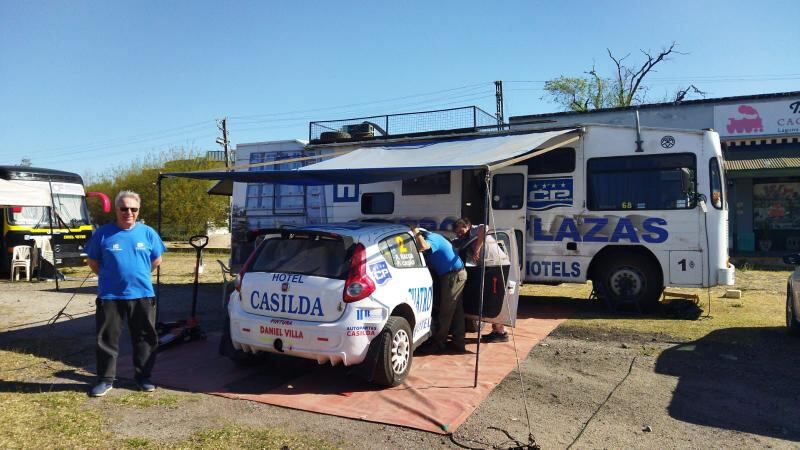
[86,190,166,397]
[413,227,467,353]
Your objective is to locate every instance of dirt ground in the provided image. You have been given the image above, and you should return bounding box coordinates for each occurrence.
[1,256,799,449]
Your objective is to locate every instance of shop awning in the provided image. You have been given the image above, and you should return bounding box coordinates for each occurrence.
[0,179,52,207]
[724,145,800,178]
[163,129,579,185]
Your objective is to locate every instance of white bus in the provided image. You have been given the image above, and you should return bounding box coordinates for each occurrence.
[231,124,735,310]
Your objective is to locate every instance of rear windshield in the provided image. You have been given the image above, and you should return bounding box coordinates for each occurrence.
[250,235,350,279]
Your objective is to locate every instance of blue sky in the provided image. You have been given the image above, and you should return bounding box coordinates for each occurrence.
[1,0,798,179]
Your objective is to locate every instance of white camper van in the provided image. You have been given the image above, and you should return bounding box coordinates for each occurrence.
[230,124,735,311]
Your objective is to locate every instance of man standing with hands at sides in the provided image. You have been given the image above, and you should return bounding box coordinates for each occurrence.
[413,227,467,353]
[86,191,166,397]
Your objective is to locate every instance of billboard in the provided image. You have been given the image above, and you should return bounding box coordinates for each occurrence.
[714,99,800,138]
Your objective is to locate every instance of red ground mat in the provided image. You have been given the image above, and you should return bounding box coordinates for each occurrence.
[137,304,568,434]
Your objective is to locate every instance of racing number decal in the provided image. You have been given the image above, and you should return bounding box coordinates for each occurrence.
[395,236,408,253]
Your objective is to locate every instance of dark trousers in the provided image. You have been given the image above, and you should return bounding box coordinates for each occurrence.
[431,268,467,348]
[95,298,158,383]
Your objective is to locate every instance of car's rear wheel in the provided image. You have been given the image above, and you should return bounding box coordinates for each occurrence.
[373,316,412,387]
[219,311,262,365]
[787,290,800,336]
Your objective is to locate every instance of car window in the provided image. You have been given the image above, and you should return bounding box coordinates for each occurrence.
[250,235,350,278]
[379,233,424,269]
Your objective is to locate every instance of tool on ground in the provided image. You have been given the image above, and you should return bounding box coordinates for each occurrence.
[156,235,209,351]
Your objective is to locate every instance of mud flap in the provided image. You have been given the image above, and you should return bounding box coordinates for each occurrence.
[349,333,384,382]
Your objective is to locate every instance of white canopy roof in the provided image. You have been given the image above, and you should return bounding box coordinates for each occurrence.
[0,179,52,207]
[163,129,579,185]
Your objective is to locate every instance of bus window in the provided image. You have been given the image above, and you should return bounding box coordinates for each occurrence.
[520,147,575,174]
[361,192,394,215]
[402,172,451,195]
[709,158,724,209]
[587,153,697,211]
[492,174,525,210]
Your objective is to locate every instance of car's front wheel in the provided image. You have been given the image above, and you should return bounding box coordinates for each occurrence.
[373,316,413,387]
[787,289,800,336]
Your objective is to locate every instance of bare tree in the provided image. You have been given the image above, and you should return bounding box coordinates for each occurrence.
[543,42,697,112]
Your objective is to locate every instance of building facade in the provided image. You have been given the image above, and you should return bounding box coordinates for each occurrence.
[510,91,800,254]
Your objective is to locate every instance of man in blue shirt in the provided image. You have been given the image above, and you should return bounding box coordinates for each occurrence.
[413,227,467,353]
[86,191,166,397]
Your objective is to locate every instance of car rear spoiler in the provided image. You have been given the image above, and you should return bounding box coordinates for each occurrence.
[248,227,355,250]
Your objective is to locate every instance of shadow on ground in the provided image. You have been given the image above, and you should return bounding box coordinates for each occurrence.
[0,282,227,388]
[655,326,800,440]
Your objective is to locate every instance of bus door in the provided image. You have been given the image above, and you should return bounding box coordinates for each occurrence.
[489,166,527,271]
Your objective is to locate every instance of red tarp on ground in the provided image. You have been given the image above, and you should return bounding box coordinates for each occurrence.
[137,304,567,434]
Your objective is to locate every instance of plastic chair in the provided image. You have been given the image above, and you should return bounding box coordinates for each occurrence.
[11,246,32,282]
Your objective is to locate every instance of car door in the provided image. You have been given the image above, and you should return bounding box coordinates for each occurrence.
[464,229,521,327]
[372,232,434,343]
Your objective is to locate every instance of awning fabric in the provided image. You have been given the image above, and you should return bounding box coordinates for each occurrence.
[0,179,52,207]
[163,129,577,185]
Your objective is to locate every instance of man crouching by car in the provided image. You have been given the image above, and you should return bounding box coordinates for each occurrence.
[412,227,467,353]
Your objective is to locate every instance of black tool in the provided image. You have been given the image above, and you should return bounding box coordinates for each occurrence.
[156,235,209,351]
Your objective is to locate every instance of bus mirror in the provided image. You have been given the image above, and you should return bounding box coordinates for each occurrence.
[680,168,694,195]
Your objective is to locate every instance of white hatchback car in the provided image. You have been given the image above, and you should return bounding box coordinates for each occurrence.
[222,222,434,386]
[785,253,800,336]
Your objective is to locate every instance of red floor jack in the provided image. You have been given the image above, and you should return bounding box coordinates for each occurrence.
[157,235,208,351]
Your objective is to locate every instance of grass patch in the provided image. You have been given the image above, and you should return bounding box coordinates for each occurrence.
[525,269,789,342]
[109,392,183,409]
[0,391,109,449]
[175,425,336,450]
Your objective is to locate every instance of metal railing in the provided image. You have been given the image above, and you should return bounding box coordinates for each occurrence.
[309,106,499,143]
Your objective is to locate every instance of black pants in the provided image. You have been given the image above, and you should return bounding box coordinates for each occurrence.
[431,268,467,348]
[95,298,158,383]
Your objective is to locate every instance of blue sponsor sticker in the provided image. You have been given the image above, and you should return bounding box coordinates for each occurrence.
[369,260,392,285]
[528,177,573,210]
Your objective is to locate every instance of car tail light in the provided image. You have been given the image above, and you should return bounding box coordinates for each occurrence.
[343,243,375,302]
[11,206,22,214]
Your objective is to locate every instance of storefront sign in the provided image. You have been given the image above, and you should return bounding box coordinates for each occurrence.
[714,99,800,137]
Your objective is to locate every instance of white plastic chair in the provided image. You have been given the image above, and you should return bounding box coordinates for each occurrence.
[11,246,31,282]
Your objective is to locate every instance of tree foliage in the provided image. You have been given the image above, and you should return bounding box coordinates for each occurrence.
[543,42,702,112]
[85,149,228,240]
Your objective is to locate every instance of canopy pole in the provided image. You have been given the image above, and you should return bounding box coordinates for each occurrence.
[473,169,491,388]
[47,177,59,292]
[156,174,163,323]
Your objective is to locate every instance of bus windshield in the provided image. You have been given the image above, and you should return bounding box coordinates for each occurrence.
[8,194,90,228]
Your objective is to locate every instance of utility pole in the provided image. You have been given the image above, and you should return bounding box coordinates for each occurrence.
[216,118,231,168]
[494,80,504,129]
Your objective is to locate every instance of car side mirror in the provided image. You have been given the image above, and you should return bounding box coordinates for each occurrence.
[784,253,800,266]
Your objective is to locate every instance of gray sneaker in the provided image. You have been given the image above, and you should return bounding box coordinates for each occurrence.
[481,331,509,343]
[136,378,156,392]
[89,382,113,397]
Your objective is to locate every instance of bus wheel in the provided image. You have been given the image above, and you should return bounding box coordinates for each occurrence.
[596,252,662,312]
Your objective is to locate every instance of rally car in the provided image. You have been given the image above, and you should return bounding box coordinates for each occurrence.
[220,222,435,386]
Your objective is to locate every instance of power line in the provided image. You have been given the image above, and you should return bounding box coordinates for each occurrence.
[228,82,490,120]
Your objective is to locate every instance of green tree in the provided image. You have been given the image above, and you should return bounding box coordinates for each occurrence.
[543,42,702,112]
[86,149,228,240]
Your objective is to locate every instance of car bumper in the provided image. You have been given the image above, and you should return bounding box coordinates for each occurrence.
[228,292,388,366]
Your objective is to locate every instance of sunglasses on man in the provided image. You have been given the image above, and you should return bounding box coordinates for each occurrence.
[119,207,139,213]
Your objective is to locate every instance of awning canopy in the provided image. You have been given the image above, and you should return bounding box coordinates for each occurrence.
[163,129,579,185]
[0,179,52,207]
[724,144,800,178]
